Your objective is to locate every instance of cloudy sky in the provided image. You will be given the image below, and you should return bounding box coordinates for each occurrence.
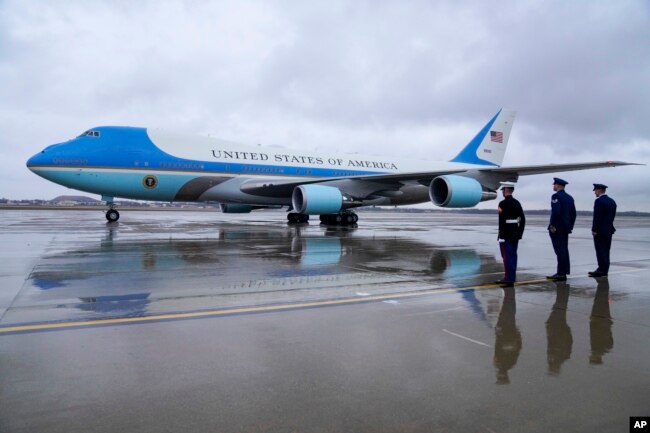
[1,0,648,211]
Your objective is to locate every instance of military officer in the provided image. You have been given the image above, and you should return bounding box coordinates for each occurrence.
[589,183,617,277]
[495,181,526,287]
[547,178,576,281]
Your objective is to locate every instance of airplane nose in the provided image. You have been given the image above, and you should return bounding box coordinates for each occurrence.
[26,152,42,170]
[26,149,50,171]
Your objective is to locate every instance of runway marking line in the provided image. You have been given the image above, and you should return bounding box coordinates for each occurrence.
[0,276,593,335]
[443,329,492,348]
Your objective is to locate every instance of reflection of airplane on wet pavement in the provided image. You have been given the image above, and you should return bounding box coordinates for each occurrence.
[13,225,622,376]
[23,225,503,320]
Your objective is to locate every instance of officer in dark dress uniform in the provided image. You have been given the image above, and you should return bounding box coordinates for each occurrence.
[547,178,576,281]
[495,182,525,287]
[589,183,617,277]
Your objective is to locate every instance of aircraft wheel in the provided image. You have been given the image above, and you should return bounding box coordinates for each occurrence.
[320,213,358,226]
[288,213,309,224]
[106,209,120,222]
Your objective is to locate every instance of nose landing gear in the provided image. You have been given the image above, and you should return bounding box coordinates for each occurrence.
[103,195,120,222]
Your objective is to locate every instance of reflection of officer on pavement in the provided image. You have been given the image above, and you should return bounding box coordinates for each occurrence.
[589,183,617,278]
[495,182,526,287]
[547,178,576,281]
[546,282,573,375]
[494,287,521,384]
[590,278,613,365]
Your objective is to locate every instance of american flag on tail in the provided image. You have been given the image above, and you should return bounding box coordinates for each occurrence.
[490,131,503,143]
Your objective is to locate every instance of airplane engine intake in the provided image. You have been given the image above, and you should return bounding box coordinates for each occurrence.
[429,175,496,208]
[292,185,343,215]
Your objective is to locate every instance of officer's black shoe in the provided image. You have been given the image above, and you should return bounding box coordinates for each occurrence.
[546,274,567,281]
[588,271,607,278]
[494,279,515,287]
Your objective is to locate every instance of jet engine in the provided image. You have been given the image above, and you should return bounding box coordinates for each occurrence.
[429,175,497,208]
[292,185,343,215]
[219,203,253,213]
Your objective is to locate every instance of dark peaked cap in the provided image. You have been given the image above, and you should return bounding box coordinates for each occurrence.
[553,178,568,186]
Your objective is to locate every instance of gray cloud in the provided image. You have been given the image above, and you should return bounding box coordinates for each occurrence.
[1,0,648,210]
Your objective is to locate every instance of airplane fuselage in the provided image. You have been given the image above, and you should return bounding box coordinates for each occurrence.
[26,126,475,207]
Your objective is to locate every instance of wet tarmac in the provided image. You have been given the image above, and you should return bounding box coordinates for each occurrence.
[1,209,649,433]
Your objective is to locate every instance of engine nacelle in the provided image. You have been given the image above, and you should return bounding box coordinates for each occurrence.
[219,203,253,213]
[429,175,496,208]
[292,185,343,215]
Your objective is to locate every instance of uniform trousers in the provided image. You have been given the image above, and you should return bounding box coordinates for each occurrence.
[499,239,519,282]
[593,234,612,274]
[550,232,570,275]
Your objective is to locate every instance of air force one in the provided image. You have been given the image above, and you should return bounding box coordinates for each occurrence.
[26,109,638,224]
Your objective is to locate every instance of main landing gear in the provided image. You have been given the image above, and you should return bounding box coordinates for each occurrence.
[320,211,358,226]
[287,212,309,224]
[286,211,359,225]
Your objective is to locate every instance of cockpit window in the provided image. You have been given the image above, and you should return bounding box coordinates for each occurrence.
[78,130,101,138]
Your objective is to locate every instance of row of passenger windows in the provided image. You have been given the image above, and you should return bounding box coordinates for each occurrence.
[237,167,362,176]
[159,162,204,170]
[52,158,89,165]
[337,171,363,176]
[242,166,285,174]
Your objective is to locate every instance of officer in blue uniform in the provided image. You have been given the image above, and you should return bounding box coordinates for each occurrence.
[547,178,576,281]
[495,182,525,287]
[589,183,617,277]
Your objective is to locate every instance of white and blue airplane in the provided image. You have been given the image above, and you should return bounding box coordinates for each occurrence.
[26,109,636,224]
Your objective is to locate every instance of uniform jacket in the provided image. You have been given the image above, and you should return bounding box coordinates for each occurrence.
[592,194,617,236]
[498,195,526,240]
[549,190,576,234]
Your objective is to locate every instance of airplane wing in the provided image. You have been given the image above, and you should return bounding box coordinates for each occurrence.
[239,169,466,198]
[240,161,641,198]
[479,160,641,176]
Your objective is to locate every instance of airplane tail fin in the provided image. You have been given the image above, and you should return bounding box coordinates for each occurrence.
[450,109,516,167]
